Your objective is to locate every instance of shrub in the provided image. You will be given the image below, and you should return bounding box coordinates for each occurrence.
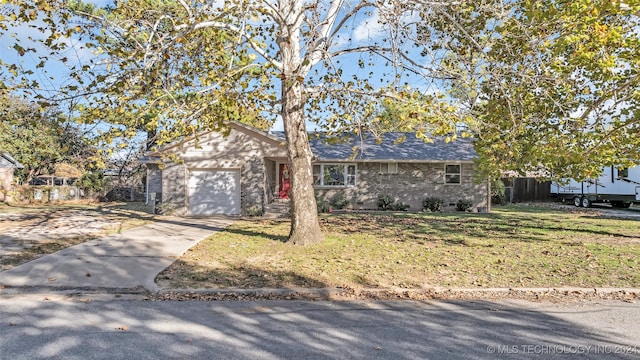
[456,199,473,212]
[329,193,350,210]
[377,194,409,211]
[156,202,176,215]
[491,179,507,205]
[247,205,263,217]
[377,194,395,210]
[422,197,444,212]
[316,193,330,213]
[77,171,107,198]
[389,201,410,211]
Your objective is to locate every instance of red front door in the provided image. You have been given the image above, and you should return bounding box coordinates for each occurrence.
[278,164,290,199]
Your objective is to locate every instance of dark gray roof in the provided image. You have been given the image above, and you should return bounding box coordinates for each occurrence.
[270,132,476,161]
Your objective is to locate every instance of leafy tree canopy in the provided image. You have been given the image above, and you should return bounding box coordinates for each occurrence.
[420,0,640,179]
[0,94,99,182]
[1,0,637,180]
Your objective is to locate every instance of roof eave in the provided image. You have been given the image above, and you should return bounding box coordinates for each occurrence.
[314,158,475,163]
[148,121,284,156]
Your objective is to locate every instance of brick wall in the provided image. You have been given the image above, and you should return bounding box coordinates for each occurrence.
[314,162,488,211]
[240,157,266,214]
[161,163,187,214]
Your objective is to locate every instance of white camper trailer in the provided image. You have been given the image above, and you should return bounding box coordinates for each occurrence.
[551,166,640,208]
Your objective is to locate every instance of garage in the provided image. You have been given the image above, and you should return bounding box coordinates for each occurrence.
[188,170,240,215]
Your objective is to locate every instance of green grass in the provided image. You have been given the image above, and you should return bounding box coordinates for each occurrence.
[156,205,640,290]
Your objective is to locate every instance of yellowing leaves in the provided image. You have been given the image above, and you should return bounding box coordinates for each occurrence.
[595,23,607,36]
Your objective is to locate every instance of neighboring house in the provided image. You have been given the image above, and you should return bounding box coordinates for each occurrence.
[144,122,489,216]
[0,153,24,203]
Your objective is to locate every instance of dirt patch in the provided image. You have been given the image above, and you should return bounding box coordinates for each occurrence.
[0,204,153,271]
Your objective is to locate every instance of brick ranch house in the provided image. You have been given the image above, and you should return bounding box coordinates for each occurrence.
[143,122,489,216]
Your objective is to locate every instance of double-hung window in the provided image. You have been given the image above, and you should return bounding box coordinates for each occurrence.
[380,162,398,174]
[445,164,461,184]
[313,164,357,187]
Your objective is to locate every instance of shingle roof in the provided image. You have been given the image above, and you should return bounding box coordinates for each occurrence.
[270,132,477,161]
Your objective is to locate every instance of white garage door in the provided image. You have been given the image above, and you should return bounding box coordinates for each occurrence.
[188,170,240,215]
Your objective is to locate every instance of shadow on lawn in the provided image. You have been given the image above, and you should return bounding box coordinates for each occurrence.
[222,227,289,243]
[158,261,329,289]
[327,210,639,244]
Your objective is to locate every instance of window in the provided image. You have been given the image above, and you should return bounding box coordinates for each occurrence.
[346,164,356,186]
[313,164,357,187]
[445,164,461,184]
[380,162,398,174]
[617,167,629,179]
[324,164,344,186]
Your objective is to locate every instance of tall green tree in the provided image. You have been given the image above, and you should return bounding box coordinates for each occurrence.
[0,94,97,181]
[415,0,640,179]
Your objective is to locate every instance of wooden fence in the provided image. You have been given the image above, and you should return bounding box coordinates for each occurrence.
[502,177,551,203]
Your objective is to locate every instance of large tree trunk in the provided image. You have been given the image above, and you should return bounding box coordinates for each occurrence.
[278,0,324,245]
[281,81,324,245]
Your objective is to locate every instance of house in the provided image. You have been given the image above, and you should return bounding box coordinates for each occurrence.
[0,153,24,203]
[308,132,488,212]
[144,122,489,215]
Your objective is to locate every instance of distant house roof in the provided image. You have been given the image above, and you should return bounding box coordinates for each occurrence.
[0,153,24,168]
[271,132,477,162]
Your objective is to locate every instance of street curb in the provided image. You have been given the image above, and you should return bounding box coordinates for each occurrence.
[151,286,640,301]
[2,285,639,302]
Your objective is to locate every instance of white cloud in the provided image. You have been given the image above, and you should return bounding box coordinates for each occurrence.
[352,10,384,42]
[270,116,284,132]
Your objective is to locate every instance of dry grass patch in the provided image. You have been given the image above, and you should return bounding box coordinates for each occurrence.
[0,236,93,270]
[156,205,640,290]
[0,202,154,270]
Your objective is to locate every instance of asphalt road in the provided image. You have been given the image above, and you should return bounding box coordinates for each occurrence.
[1,296,638,359]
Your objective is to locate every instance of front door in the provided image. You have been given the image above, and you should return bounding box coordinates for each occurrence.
[278,164,290,199]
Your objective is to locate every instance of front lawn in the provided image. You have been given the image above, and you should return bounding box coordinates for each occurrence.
[156,205,640,290]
